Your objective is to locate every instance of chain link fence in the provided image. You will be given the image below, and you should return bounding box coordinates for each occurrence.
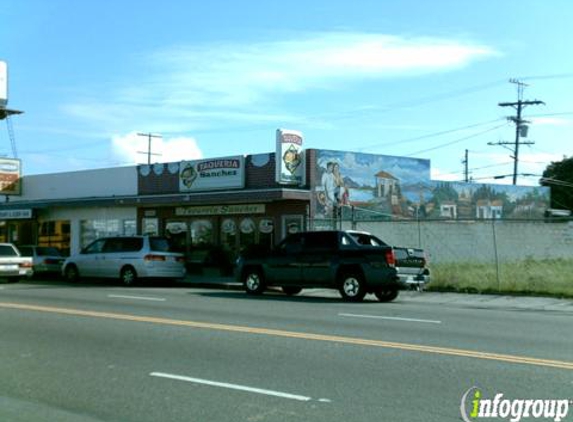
[310,216,573,296]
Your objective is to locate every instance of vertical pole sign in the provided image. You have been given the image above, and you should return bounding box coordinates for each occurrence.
[275,128,305,185]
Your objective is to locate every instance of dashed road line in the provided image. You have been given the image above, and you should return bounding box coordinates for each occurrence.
[108,294,166,302]
[339,313,442,324]
[150,372,325,402]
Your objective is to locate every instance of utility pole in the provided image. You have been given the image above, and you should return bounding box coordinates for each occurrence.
[137,132,162,165]
[462,149,469,182]
[495,79,544,185]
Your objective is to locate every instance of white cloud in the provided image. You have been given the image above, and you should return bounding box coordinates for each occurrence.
[111,132,203,165]
[144,33,497,108]
[64,32,498,131]
[529,117,572,127]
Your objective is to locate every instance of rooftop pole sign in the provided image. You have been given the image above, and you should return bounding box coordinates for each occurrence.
[0,158,21,195]
[276,128,305,185]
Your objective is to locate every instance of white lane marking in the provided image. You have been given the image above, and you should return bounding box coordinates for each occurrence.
[108,294,166,302]
[150,372,323,402]
[339,313,442,324]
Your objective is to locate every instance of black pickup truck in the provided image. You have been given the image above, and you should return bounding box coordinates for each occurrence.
[235,230,429,302]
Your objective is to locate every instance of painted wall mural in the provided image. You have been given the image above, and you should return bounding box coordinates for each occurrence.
[313,149,431,219]
[312,149,550,220]
[425,181,550,220]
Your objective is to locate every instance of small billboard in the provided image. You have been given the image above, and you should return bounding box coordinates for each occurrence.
[0,158,21,195]
[275,128,305,185]
[179,156,245,192]
[0,61,7,108]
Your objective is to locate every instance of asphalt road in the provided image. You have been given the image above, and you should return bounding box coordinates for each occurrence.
[1,279,572,422]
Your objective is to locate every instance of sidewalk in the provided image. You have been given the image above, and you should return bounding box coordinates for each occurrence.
[399,290,573,313]
[181,274,573,312]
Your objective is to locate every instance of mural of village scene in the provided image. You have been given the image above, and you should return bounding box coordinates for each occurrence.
[425,182,550,219]
[312,149,550,220]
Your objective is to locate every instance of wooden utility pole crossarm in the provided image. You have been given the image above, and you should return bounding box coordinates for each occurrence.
[137,132,162,165]
[495,80,545,185]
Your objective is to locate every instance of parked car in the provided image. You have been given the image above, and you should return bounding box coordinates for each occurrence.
[236,230,408,302]
[18,245,66,277]
[62,236,186,286]
[0,243,34,282]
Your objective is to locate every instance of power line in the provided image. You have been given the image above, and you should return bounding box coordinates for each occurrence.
[404,123,508,157]
[356,118,505,151]
[517,73,573,81]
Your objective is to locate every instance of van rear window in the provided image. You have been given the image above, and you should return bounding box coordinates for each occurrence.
[150,237,173,252]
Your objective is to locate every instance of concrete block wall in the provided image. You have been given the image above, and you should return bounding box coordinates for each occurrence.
[339,219,573,264]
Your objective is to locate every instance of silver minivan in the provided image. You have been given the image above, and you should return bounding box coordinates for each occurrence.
[62,236,186,285]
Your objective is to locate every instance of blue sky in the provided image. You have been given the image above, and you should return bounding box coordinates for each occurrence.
[1,0,572,186]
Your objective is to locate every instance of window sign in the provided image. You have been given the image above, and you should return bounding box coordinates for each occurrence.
[240,218,256,234]
[221,219,237,235]
[259,218,274,234]
[142,218,159,236]
[0,208,31,219]
[282,215,304,238]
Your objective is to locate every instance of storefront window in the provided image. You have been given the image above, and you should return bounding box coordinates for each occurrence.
[282,215,304,239]
[38,220,71,256]
[258,218,274,250]
[166,221,188,253]
[220,218,237,252]
[141,218,158,235]
[124,220,137,236]
[239,217,256,251]
[80,219,136,248]
[190,219,213,247]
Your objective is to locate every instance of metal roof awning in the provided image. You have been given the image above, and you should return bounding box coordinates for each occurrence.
[0,188,312,210]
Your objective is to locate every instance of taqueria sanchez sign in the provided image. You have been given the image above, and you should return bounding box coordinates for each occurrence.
[179,156,245,192]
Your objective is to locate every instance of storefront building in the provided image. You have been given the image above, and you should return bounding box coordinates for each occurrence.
[0,147,313,275]
[133,151,311,273]
[0,132,551,276]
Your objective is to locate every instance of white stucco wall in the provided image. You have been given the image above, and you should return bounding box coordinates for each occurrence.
[11,166,138,202]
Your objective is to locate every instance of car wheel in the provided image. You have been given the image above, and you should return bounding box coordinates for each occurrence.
[243,269,265,295]
[375,288,399,302]
[339,272,366,302]
[282,286,302,296]
[120,266,137,286]
[64,264,80,283]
